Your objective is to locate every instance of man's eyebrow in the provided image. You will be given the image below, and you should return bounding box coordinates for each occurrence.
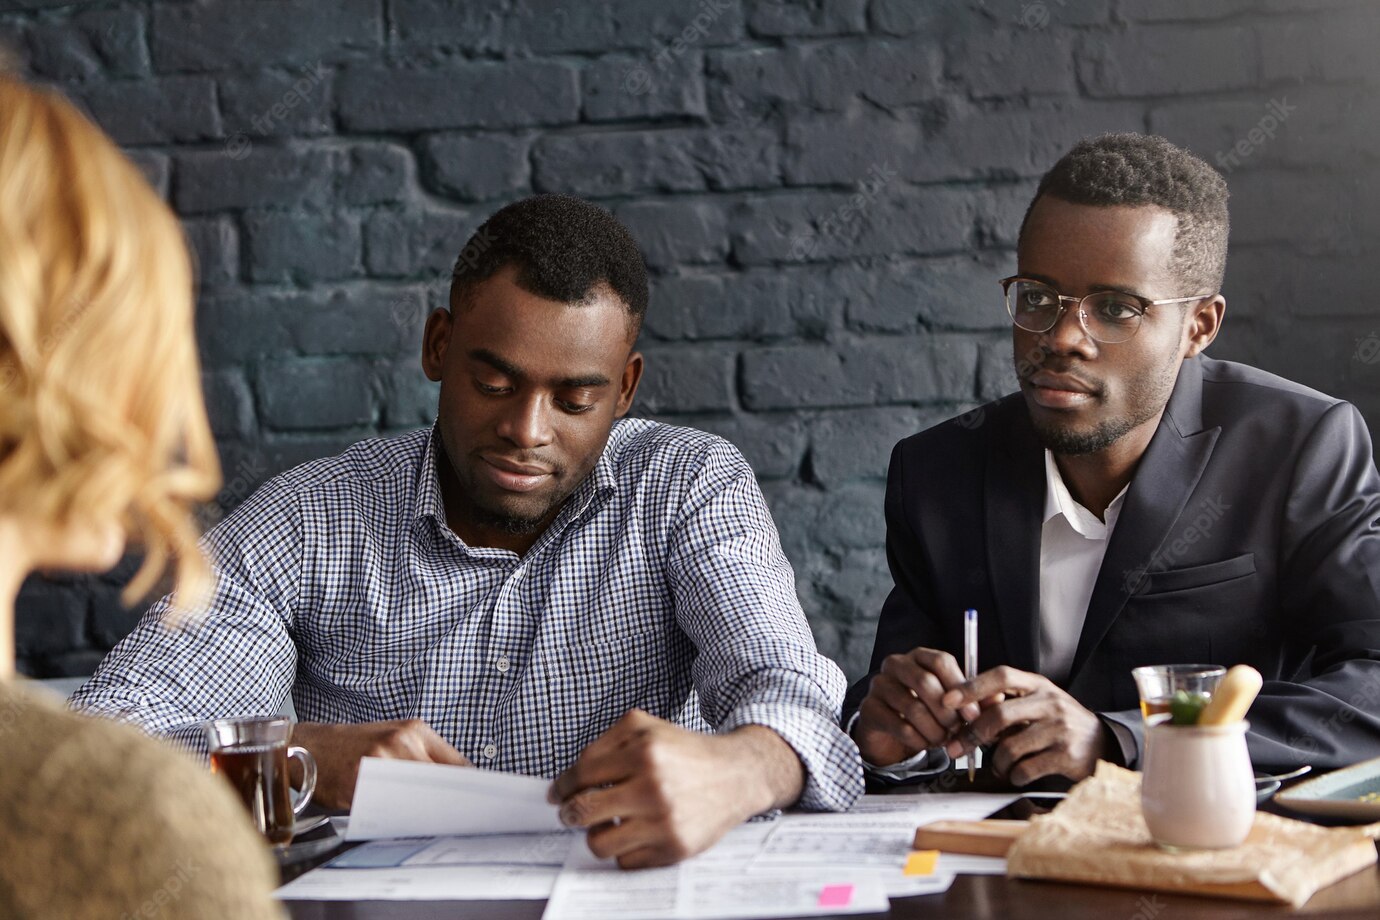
[469,348,526,380]
[556,373,611,389]
[1019,272,1154,301]
[468,349,610,389]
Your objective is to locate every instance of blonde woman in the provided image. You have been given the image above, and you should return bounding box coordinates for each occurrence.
[0,75,283,917]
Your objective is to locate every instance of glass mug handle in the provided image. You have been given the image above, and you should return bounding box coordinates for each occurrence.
[287,745,317,817]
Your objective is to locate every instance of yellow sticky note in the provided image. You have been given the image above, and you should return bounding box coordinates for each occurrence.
[904,850,939,876]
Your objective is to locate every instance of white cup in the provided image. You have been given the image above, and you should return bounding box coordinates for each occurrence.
[1141,720,1255,850]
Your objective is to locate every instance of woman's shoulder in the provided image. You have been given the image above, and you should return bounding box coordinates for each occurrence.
[0,681,285,919]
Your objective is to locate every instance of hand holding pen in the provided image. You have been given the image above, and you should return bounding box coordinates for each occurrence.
[853,645,974,768]
[942,664,1109,786]
[853,610,999,771]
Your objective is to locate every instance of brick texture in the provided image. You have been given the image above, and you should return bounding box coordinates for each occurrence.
[9,0,1380,684]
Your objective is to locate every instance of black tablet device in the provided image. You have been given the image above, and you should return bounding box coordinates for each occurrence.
[983,794,1066,821]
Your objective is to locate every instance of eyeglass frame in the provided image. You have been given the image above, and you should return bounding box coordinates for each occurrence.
[999,276,1216,344]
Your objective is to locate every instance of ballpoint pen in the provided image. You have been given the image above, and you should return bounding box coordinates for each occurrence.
[964,608,978,783]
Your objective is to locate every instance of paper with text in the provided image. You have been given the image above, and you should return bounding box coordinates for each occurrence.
[752,793,1018,894]
[542,831,890,920]
[276,831,575,901]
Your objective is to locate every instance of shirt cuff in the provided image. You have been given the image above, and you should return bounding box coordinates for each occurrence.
[844,711,951,781]
[719,702,863,812]
[166,723,212,760]
[1097,710,1142,768]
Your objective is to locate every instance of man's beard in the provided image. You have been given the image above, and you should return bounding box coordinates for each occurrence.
[1031,413,1142,456]
[463,470,579,537]
[468,502,550,536]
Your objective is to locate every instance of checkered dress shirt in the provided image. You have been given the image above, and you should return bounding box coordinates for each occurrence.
[72,420,862,811]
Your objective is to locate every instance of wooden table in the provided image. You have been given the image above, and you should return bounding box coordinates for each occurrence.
[279,781,1380,919]
[282,867,1380,919]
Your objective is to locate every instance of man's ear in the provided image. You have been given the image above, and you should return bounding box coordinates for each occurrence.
[614,351,644,419]
[421,308,453,382]
[1183,295,1225,359]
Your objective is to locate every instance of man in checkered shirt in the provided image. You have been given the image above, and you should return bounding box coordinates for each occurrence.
[73,194,862,867]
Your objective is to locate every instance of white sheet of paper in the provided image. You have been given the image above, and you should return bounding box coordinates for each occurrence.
[346,758,563,840]
[276,865,560,901]
[755,794,1018,869]
[737,792,1017,898]
[935,854,1007,876]
[330,832,574,869]
[542,841,890,920]
[276,832,576,901]
[817,792,1021,825]
[755,826,914,868]
[403,832,574,867]
[882,872,956,897]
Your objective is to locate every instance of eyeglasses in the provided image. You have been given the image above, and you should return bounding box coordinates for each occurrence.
[1000,277,1214,345]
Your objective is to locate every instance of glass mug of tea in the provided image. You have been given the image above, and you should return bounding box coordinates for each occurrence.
[1131,664,1225,723]
[205,716,317,847]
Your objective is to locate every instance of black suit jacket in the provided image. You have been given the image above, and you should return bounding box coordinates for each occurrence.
[845,355,1380,773]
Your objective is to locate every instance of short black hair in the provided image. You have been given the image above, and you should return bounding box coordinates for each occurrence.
[1020,133,1230,294]
[449,194,648,330]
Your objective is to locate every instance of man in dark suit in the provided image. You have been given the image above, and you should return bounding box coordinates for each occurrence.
[846,133,1380,786]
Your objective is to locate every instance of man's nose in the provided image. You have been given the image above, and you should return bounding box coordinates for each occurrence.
[495,394,555,447]
[1041,300,1097,355]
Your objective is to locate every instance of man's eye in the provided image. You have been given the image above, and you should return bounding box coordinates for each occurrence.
[476,381,510,395]
[1020,288,1057,309]
[1095,298,1141,321]
[558,400,595,414]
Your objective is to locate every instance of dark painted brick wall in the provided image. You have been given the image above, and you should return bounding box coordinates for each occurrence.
[8,0,1380,683]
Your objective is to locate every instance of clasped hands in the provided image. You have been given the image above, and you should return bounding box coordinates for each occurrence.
[292,709,801,869]
[854,647,1111,785]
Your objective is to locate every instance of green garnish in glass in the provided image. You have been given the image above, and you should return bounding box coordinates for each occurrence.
[1169,689,1211,725]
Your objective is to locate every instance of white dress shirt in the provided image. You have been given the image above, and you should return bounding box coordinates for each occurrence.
[1038,449,1129,685]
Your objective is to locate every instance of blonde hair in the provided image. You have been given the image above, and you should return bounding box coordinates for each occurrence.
[0,75,221,611]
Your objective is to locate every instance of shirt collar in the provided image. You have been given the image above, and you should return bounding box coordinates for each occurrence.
[1042,449,1128,540]
[412,425,620,533]
[413,426,448,528]
[560,440,619,524]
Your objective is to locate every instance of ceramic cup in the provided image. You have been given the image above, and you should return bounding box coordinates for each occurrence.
[1141,719,1255,850]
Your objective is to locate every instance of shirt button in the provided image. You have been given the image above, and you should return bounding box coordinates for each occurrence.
[482,743,497,760]
[495,656,511,673]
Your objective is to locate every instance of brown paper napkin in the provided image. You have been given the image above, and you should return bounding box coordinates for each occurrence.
[1006,762,1378,907]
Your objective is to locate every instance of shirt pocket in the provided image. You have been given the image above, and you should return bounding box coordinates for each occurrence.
[1135,552,1256,596]
[1105,553,1265,678]
[538,625,693,767]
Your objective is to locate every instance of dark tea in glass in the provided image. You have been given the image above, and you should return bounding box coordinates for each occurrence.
[205,716,316,847]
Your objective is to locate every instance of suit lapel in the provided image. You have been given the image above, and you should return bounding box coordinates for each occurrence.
[1067,356,1221,681]
[985,398,1044,673]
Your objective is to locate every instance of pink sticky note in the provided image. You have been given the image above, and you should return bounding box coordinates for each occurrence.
[817,884,854,908]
